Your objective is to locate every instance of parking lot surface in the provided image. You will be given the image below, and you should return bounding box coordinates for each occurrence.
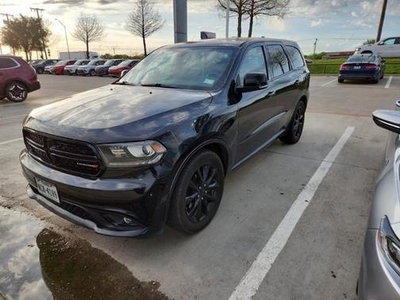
[1,74,400,299]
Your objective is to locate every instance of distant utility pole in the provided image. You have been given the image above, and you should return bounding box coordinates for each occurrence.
[313,38,318,58]
[30,7,48,59]
[376,0,388,42]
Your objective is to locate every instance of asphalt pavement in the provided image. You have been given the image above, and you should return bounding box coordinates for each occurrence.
[1,74,399,299]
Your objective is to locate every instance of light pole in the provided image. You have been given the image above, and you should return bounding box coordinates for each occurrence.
[55,18,70,59]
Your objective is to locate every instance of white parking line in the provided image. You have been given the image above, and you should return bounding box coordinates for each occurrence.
[320,78,337,87]
[229,127,355,300]
[385,76,393,89]
[0,138,23,146]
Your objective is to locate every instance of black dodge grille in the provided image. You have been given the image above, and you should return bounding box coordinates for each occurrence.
[23,129,102,177]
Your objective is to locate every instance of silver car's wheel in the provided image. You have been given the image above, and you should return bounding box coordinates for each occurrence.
[5,82,28,102]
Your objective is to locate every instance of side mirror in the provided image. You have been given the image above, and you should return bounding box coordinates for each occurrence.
[120,69,129,77]
[378,41,384,45]
[236,72,267,93]
[373,109,400,134]
[381,58,386,63]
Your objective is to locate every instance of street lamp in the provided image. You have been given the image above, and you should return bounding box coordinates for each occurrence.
[55,18,70,59]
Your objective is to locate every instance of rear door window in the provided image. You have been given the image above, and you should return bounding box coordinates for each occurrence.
[0,58,19,69]
[266,45,290,78]
[285,45,305,69]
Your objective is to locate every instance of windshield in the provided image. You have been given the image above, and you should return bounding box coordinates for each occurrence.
[74,60,89,65]
[347,55,376,63]
[55,60,68,66]
[119,60,133,67]
[118,46,237,90]
[104,60,116,66]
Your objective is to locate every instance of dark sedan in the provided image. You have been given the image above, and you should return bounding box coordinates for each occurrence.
[95,59,124,76]
[338,53,385,83]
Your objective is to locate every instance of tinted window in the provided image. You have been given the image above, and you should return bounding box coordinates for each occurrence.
[0,58,18,69]
[286,45,304,69]
[382,38,396,45]
[266,45,290,77]
[237,46,267,86]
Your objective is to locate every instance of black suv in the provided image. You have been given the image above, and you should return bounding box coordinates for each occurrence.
[20,38,310,237]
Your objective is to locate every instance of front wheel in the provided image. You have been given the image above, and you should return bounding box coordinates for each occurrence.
[280,100,306,144]
[5,82,28,102]
[89,70,95,76]
[168,150,225,234]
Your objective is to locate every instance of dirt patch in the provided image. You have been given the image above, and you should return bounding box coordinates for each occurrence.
[37,229,169,300]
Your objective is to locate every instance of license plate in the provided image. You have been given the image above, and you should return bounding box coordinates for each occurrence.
[35,178,60,203]
[354,66,361,69]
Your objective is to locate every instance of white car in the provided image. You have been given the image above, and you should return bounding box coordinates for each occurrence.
[355,37,400,58]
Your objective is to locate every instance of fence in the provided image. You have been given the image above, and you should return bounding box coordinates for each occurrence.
[307,62,400,75]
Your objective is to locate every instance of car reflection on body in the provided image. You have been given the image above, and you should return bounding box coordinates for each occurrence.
[338,53,385,84]
[358,103,400,299]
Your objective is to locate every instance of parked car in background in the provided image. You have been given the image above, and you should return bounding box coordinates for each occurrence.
[0,55,40,102]
[50,60,77,75]
[95,59,124,76]
[20,38,310,237]
[355,37,400,57]
[63,59,90,75]
[30,59,59,74]
[358,105,400,299]
[76,59,106,76]
[108,59,140,77]
[338,53,385,83]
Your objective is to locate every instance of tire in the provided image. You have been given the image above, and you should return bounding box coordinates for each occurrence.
[168,150,225,234]
[36,67,44,74]
[0,96,5,101]
[338,78,344,83]
[89,70,95,76]
[5,82,28,102]
[372,76,379,84]
[280,100,306,144]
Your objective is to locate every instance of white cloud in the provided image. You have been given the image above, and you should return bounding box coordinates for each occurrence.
[311,19,322,27]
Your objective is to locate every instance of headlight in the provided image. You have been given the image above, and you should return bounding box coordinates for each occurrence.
[378,215,400,275]
[97,141,167,167]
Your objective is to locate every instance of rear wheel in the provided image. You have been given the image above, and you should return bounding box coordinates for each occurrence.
[5,82,28,102]
[280,100,306,144]
[372,76,379,84]
[89,69,95,76]
[338,78,344,83]
[168,150,225,234]
[36,67,44,74]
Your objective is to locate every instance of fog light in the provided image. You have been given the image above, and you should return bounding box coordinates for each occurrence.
[123,217,133,224]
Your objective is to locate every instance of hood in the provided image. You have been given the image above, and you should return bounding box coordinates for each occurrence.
[25,85,213,143]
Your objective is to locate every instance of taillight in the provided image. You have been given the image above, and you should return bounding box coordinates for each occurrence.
[365,64,378,69]
[340,64,350,70]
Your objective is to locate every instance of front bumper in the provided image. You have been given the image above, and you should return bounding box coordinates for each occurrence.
[20,150,170,237]
[358,229,400,299]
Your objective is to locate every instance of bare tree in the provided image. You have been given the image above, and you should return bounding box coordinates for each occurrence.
[217,0,251,37]
[246,0,290,37]
[72,14,105,59]
[126,0,165,56]
[217,0,290,37]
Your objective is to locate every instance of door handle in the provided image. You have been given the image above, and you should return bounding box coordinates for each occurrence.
[267,90,276,96]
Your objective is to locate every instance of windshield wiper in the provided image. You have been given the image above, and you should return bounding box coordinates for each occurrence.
[141,83,177,89]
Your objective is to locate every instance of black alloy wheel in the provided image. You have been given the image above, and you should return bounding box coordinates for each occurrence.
[280,100,306,144]
[168,150,224,234]
[5,82,28,102]
[89,69,95,76]
[36,67,44,74]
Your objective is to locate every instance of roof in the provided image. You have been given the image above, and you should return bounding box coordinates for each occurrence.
[163,37,299,49]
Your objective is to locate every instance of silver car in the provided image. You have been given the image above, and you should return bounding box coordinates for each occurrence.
[359,103,400,299]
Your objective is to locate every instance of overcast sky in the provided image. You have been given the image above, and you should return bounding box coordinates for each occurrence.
[0,0,399,57]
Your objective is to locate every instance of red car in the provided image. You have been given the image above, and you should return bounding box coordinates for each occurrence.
[108,59,139,77]
[0,55,40,102]
[50,60,76,75]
